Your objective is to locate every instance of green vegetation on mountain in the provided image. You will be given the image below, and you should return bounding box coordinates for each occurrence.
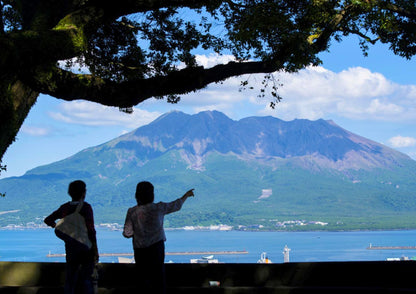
[1,111,416,231]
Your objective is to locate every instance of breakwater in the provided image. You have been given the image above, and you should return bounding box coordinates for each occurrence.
[367,244,416,250]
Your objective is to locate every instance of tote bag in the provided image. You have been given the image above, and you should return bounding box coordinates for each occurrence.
[55,201,92,249]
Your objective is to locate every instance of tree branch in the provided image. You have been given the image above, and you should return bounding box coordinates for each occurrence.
[0,28,84,75]
[309,4,353,52]
[83,0,219,24]
[344,28,380,44]
[379,1,416,20]
[26,60,279,107]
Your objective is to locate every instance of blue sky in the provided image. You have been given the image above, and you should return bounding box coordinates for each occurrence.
[1,35,416,179]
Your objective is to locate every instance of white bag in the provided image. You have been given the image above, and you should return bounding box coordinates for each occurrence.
[55,200,92,249]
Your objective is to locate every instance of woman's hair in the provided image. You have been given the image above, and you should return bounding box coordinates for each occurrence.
[135,181,154,205]
[68,180,86,201]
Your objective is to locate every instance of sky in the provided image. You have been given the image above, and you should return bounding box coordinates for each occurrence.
[1,35,416,179]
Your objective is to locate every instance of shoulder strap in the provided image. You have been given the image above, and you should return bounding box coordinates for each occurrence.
[75,200,84,213]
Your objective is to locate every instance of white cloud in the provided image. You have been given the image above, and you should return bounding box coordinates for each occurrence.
[21,126,50,136]
[195,54,235,68]
[49,55,416,126]
[163,56,416,123]
[49,101,161,129]
[246,65,416,122]
[388,136,416,148]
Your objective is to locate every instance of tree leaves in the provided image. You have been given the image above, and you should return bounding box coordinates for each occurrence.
[2,0,416,163]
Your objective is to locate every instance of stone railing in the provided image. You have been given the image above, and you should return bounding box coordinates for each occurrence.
[1,260,416,293]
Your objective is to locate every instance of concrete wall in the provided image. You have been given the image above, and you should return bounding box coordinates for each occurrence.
[1,261,416,293]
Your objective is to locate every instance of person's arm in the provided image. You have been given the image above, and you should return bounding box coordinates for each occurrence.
[122,208,134,238]
[180,189,195,202]
[164,189,195,214]
[44,206,64,228]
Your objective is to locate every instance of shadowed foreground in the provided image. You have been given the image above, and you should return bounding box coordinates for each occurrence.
[1,261,416,293]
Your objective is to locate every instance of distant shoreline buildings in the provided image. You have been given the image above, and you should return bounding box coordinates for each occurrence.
[0,220,328,231]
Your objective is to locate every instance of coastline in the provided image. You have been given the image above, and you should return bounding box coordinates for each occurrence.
[2,222,416,233]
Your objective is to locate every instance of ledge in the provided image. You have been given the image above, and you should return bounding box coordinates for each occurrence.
[1,261,415,293]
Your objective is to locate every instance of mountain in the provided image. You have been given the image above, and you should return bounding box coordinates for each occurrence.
[1,110,416,230]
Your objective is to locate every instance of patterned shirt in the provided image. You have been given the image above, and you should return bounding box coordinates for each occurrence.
[123,198,185,248]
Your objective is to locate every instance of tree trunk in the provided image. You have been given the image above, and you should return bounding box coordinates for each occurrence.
[0,79,39,162]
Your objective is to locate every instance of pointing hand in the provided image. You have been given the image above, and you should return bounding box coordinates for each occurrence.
[184,189,195,197]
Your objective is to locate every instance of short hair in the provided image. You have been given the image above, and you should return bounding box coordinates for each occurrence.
[68,180,86,201]
[135,181,154,206]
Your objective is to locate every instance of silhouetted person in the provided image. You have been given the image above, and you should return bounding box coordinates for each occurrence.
[44,180,99,294]
[123,181,194,294]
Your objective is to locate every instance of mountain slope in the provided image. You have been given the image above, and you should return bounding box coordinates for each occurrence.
[1,110,416,230]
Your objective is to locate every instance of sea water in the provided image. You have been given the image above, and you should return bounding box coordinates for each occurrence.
[1,228,416,263]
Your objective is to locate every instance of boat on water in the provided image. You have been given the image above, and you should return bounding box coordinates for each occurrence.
[190,255,219,263]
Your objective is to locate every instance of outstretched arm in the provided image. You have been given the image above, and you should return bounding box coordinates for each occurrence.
[163,189,195,215]
[180,189,195,202]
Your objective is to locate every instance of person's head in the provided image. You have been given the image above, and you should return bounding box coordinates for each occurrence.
[68,180,86,201]
[135,181,154,206]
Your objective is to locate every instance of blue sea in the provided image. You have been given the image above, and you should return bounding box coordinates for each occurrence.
[1,228,416,263]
